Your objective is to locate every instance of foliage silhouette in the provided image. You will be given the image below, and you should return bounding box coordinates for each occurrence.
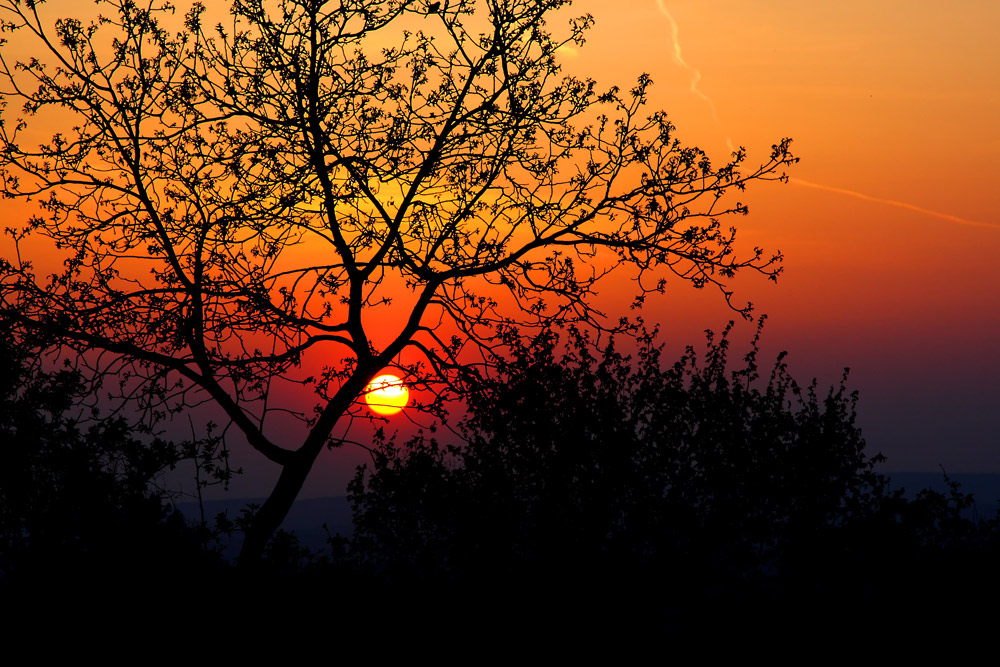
[0,0,796,560]
[345,322,1000,621]
[0,334,226,591]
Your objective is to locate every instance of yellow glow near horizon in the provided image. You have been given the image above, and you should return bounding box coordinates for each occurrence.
[364,374,409,416]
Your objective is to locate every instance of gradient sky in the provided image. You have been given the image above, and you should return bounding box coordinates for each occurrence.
[215,0,1000,499]
[4,1,997,499]
[281,0,1000,499]
[555,0,1000,475]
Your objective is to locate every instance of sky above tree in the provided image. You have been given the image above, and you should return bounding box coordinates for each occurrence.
[304,0,1000,493]
[286,0,1000,497]
[551,0,999,478]
[2,0,996,501]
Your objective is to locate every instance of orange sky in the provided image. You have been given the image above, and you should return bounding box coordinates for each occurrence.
[540,0,999,476]
[3,1,998,499]
[300,0,1000,497]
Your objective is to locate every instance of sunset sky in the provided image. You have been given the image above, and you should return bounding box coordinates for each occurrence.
[559,0,1000,474]
[276,0,1000,499]
[225,0,1000,498]
[3,0,997,500]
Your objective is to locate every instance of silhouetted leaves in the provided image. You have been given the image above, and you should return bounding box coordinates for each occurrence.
[0,0,796,560]
[0,336,222,589]
[345,322,1000,624]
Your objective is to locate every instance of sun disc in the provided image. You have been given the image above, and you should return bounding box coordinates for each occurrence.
[364,374,409,416]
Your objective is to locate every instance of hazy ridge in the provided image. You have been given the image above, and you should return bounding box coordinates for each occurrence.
[176,473,1000,556]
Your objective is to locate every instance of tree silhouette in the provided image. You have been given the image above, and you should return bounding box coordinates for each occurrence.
[0,333,225,589]
[0,0,796,560]
[345,324,1000,627]
[347,323,881,584]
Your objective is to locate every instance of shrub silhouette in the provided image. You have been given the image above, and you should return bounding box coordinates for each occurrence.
[0,337,221,590]
[346,321,1000,619]
[0,0,796,561]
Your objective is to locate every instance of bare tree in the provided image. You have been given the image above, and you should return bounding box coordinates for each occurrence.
[0,0,796,561]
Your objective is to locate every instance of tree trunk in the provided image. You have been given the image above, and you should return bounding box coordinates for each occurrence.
[236,376,369,563]
[238,447,320,564]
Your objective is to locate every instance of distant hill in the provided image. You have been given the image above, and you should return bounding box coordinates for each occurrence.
[175,496,353,558]
[884,472,1000,521]
[176,473,1000,559]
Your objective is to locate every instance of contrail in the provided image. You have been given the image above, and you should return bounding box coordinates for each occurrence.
[654,0,734,153]
[656,3,994,232]
[790,178,999,230]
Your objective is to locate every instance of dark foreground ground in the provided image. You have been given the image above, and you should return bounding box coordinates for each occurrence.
[4,473,1000,646]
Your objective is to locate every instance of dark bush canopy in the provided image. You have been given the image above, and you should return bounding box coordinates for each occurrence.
[0,336,223,588]
[346,321,1000,614]
[350,323,864,572]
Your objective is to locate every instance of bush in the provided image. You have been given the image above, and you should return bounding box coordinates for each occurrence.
[346,321,1000,620]
[0,336,221,589]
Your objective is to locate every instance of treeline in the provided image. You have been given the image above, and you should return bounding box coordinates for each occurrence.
[3,326,999,632]
[0,335,228,595]
[339,324,1000,632]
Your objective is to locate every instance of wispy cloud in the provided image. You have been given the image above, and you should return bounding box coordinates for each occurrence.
[655,3,996,232]
[654,0,734,153]
[790,178,999,230]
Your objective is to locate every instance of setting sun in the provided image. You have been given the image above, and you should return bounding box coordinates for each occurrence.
[364,374,409,416]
